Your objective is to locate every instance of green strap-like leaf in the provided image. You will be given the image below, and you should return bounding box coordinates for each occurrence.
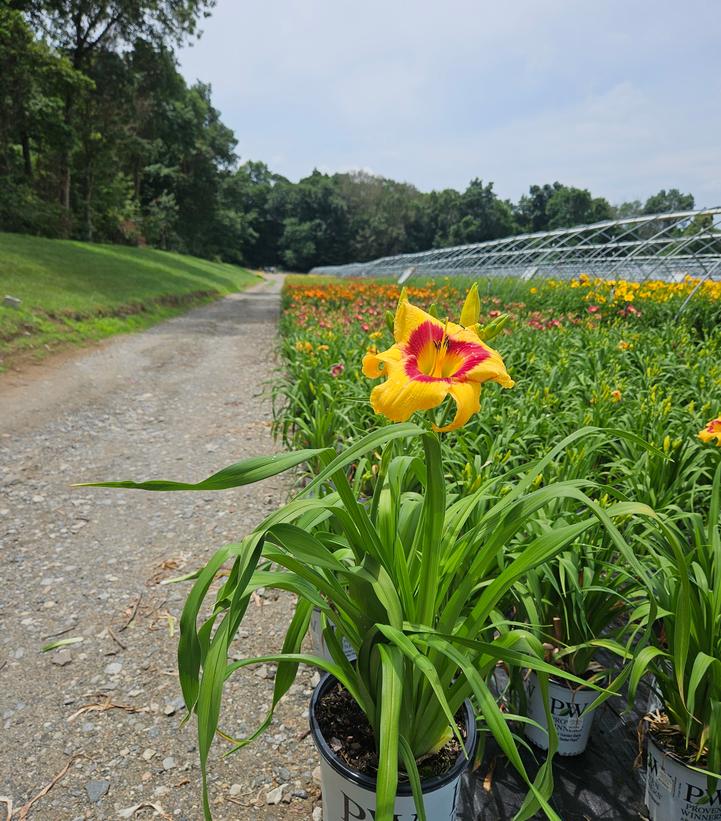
[375,645,404,821]
[627,645,669,704]
[300,422,425,498]
[687,652,721,742]
[75,448,328,491]
[375,624,463,755]
[415,432,445,627]
[178,539,255,710]
[398,735,426,821]
[223,598,314,752]
[197,616,233,820]
[225,652,365,706]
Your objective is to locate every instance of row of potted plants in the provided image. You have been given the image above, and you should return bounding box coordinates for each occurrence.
[83,287,721,821]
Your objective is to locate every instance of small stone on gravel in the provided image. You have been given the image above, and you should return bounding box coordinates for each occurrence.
[104,661,122,675]
[85,779,110,803]
[51,650,73,666]
[266,784,286,804]
[163,696,185,715]
[162,756,175,770]
[312,807,323,821]
[229,783,242,796]
[142,748,156,761]
[312,766,322,784]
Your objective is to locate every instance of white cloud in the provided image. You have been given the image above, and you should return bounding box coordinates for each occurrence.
[179,0,721,204]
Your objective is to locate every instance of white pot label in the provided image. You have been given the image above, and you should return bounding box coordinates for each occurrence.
[525,674,596,756]
[647,675,664,715]
[646,738,721,820]
[310,609,354,662]
[318,754,461,821]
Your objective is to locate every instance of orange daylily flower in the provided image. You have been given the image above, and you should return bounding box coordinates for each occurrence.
[362,289,514,432]
[699,417,721,446]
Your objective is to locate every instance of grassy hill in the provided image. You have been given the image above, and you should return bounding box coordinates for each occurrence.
[0,233,260,368]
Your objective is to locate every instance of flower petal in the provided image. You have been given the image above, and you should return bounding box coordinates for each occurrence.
[699,418,721,446]
[463,340,515,388]
[394,298,443,346]
[433,382,481,432]
[362,346,403,378]
[369,360,450,422]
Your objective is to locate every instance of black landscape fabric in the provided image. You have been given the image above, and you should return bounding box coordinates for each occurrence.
[457,684,650,820]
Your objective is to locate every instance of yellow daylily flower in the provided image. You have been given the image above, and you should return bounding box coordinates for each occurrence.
[362,292,514,432]
[699,417,721,446]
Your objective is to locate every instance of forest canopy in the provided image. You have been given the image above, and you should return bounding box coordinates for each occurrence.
[0,4,697,271]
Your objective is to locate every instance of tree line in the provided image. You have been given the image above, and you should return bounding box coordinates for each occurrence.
[0,3,698,271]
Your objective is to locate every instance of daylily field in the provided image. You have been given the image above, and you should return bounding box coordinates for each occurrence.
[275,273,721,508]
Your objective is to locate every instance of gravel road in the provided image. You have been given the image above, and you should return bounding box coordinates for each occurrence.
[0,275,322,820]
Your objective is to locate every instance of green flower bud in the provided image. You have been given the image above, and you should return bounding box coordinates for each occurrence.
[478,313,510,341]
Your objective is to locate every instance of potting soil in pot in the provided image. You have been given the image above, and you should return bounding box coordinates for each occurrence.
[311,678,474,820]
[315,681,463,780]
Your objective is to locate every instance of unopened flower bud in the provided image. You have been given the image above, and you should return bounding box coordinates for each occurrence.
[478,313,510,341]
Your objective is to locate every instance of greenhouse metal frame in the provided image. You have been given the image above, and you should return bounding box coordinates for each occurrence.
[310,207,721,285]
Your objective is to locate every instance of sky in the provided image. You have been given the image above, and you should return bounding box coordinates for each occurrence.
[178,0,721,208]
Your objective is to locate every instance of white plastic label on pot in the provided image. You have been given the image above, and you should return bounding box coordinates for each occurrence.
[646,675,664,715]
[525,672,597,756]
[317,754,461,821]
[309,608,354,662]
[645,736,721,821]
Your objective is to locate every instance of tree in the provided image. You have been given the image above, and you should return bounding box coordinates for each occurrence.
[224,161,289,266]
[279,218,323,271]
[514,183,564,233]
[23,0,216,69]
[276,171,349,270]
[444,179,516,245]
[643,188,695,215]
[613,200,644,219]
[546,186,612,229]
[0,8,89,235]
[426,188,462,247]
[334,171,427,261]
[20,0,215,210]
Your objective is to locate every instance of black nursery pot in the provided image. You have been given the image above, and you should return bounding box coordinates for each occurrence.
[309,672,477,820]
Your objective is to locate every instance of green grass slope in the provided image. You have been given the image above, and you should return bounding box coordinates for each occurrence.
[0,233,260,367]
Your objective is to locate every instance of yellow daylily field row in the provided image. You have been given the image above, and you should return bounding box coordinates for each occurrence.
[553,272,721,306]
